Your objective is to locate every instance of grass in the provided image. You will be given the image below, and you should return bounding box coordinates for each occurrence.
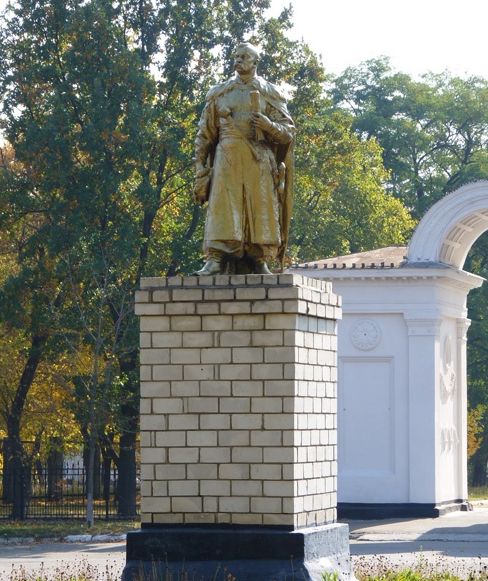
[469,486,488,500]
[0,518,140,540]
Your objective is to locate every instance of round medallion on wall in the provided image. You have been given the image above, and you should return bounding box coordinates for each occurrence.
[350,319,382,351]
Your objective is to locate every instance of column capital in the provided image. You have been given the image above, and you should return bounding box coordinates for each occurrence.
[403,311,442,337]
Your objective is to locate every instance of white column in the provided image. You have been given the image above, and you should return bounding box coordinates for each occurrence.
[456,318,471,501]
[404,313,441,504]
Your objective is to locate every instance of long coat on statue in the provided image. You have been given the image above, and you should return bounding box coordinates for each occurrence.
[195,73,295,266]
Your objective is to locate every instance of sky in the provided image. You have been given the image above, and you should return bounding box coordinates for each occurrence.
[1,0,488,79]
[270,0,488,78]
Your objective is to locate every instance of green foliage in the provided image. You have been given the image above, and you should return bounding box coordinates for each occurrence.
[333,57,488,217]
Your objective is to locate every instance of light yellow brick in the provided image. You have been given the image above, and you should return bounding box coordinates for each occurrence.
[219,397,250,413]
[232,347,263,363]
[168,414,199,430]
[140,414,165,430]
[172,497,202,512]
[172,289,203,302]
[135,290,150,303]
[219,464,250,479]
[135,303,165,315]
[251,397,282,413]
[232,480,262,496]
[232,447,263,463]
[166,302,196,315]
[168,448,199,463]
[265,314,297,329]
[200,380,231,396]
[251,363,283,380]
[233,314,264,330]
[250,430,282,446]
[232,380,263,396]
[251,497,281,513]
[141,448,166,463]
[140,316,170,332]
[264,346,295,363]
[171,380,199,396]
[202,315,233,331]
[155,431,186,447]
[170,349,200,364]
[152,290,170,302]
[155,464,186,480]
[218,430,250,446]
[187,430,217,446]
[200,480,230,496]
[140,332,151,348]
[152,332,182,348]
[231,414,262,430]
[171,316,201,331]
[140,365,152,381]
[204,288,234,301]
[184,364,214,381]
[221,302,251,314]
[201,348,231,364]
[187,397,218,413]
[263,447,293,463]
[187,464,218,479]
[168,481,199,496]
[200,447,230,463]
[251,300,283,314]
[140,349,170,365]
[220,331,251,347]
[220,497,250,512]
[236,287,266,300]
[220,364,250,380]
[182,332,214,347]
[142,497,171,513]
[197,303,219,315]
[152,365,183,381]
[152,481,168,496]
[263,481,293,497]
[152,398,183,414]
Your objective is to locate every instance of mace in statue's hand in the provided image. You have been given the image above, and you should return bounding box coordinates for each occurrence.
[251,112,272,132]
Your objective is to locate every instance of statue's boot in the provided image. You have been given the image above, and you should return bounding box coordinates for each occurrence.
[193,259,221,276]
[255,261,273,275]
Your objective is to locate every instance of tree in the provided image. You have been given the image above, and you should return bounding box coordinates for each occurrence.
[332,58,488,217]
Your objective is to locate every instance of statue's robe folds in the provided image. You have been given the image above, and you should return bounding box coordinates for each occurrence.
[195,74,295,265]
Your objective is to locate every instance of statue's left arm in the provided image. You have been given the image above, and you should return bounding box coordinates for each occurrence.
[252,102,295,145]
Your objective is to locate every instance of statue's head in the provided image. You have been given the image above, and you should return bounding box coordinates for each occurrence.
[234,42,260,75]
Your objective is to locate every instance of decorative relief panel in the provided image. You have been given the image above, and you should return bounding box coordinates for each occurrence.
[350,319,381,351]
[440,336,456,400]
[440,425,458,452]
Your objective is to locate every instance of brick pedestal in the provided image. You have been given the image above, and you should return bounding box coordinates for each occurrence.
[123,274,352,580]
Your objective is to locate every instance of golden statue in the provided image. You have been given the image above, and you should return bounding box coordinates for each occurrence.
[194,42,295,275]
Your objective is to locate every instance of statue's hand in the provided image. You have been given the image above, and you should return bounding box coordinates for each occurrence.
[252,112,272,131]
[194,166,211,205]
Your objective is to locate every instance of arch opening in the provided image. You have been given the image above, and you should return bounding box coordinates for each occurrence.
[408,181,488,269]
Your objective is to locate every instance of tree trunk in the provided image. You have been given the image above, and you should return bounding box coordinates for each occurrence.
[116,355,139,517]
[470,451,488,487]
[2,438,13,503]
[6,333,48,520]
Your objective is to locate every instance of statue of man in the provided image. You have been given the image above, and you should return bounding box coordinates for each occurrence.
[193,42,295,275]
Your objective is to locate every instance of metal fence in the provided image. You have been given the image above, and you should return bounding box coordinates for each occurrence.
[0,461,139,519]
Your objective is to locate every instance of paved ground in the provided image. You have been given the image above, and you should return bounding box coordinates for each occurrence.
[347,507,488,578]
[0,541,125,580]
[1,508,488,579]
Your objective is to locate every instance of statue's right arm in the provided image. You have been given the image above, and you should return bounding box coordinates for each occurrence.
[195,98,219,173]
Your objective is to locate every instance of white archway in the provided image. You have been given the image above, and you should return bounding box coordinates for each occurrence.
[408,181,488,268]
[295,181,488,517]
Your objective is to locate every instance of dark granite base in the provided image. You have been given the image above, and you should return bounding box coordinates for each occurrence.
[122,523,352,581]
[338,499,471,520]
